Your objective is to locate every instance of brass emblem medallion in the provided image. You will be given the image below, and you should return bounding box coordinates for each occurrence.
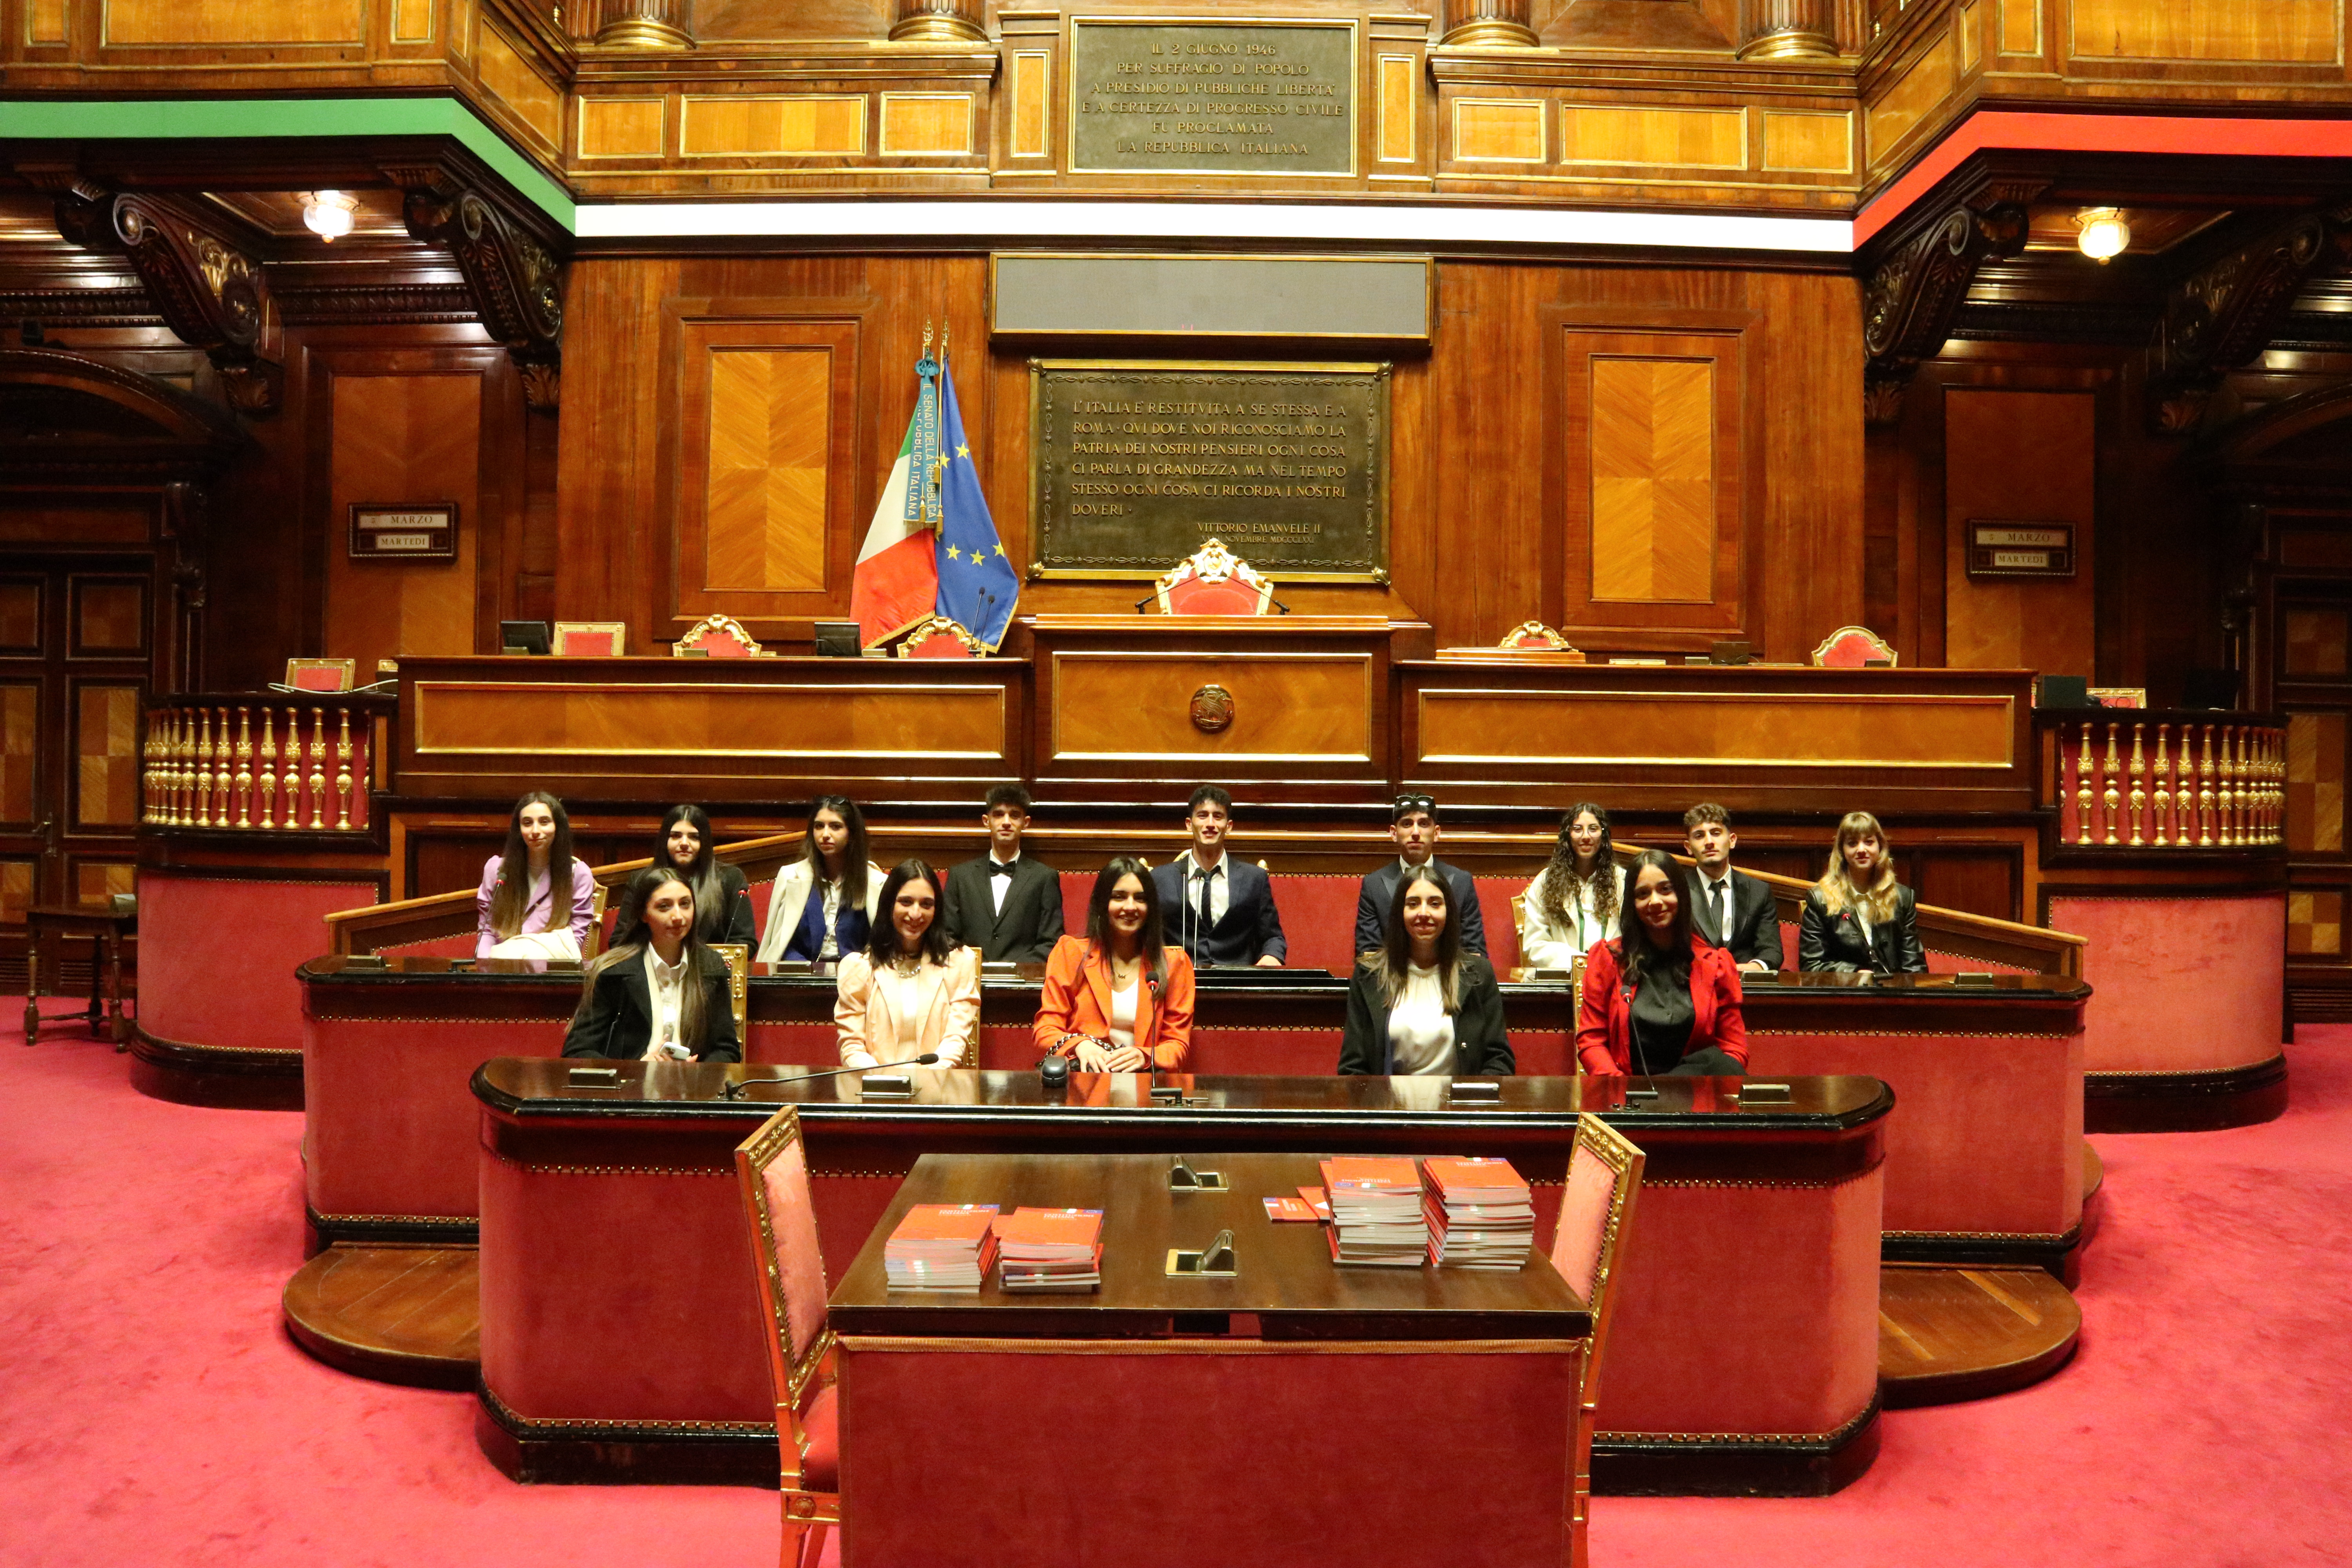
[1190,684,1234,734]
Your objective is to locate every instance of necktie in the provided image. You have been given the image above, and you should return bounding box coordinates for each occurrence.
[1709,880,1728,944]
[1196,866,1217,946]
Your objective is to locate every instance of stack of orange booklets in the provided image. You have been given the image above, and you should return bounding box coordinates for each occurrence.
[994,1207,1104,1292]
[1422,1157,1535,1269]
[1320,1156,1427,1266]
[884,1203,1000,1292]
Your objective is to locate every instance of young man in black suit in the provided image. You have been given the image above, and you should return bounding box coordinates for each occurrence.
[1353,793,1487,957]
[1684,802,1784,972]
[940,784,1065,962]
[1151,785,1286,967]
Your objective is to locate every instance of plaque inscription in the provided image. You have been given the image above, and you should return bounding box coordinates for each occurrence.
[1030,360,1389,582]
[1070,19,1357,177]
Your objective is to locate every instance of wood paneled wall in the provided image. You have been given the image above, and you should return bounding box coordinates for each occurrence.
[1942,387,2096,677]
[323,371,486,677]
[556,253,1866,659]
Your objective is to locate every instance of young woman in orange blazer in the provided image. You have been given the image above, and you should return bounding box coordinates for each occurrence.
[834,858,982,1069]
[1576,849,1749,1077]
[1033,856,1196,1072]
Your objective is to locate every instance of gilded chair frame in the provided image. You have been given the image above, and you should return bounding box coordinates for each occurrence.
[735,1107,842,1564]
[711,942,751,1045]
[1557,1112,1645,1568]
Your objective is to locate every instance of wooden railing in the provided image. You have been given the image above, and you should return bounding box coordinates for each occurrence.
[145,696,394,834]
[2042,713,2285,851]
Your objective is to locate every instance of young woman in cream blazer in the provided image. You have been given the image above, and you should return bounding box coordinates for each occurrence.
[833,858,981,1069]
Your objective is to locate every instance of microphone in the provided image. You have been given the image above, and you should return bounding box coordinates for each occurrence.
[719,1053,940,1100]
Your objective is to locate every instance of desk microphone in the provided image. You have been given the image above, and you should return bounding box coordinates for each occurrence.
[719,1054,939,1100]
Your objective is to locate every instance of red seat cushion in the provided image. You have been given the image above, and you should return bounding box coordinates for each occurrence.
[799,1381,839,1492]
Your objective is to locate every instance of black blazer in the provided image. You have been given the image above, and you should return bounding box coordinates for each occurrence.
[1337,955,1513,1076]
[1689,867,1785,970]
[1797,884,1926,975]
[940,854,1066,963]
[563,952,742,1063]
[1353,858,1488,958]
[1151,856,1288,966]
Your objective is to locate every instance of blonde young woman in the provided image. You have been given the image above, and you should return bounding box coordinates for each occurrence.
[1518,802,1626,969]
[1797,811,1927,976]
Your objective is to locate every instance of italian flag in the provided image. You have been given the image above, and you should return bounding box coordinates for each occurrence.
[848,416,938,649]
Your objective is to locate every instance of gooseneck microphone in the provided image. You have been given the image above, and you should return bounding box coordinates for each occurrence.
[719,1053,940,1100]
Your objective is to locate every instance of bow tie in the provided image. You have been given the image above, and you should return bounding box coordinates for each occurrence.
[989,860,1017,877]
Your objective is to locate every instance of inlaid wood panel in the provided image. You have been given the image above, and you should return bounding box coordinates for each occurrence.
[1868,32,1958,167]
[413,680,1009,759]
[703,348,832,594]
[1560,106,1745,169]
[0,860,31,926]
[1454,99,1545,163]
[74,684,140,828]
[2287,710,2346,853]
[392,0,434,42]
[1590,357,1717,604]
[0,581,38,653]
[475,24,563,146]
[879,94,973,156]
[103,0,363,44]
[0,684,34,824]
[683,96,866,157]
[1761,111,1851,173]
[74,861,134,907]
[1415,689,2017,768]
[581,98,666,159]
[70,579,144,655]
[2289,888,2343,955]
[1010,53,1051,158]
[1048,653,1374,764]
[1958,1,1983,70]
[2069,0,2338,62]
[1943,390,2095,677]
[1379,54,1416,162]
[29,0,67,44]
[2000,0,2040,52]
[325,373,484,677]
[2286,608,2349,675]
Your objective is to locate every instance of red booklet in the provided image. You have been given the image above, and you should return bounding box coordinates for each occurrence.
[888,1203,999,1246]
[1320,1156,1419,1191]
[1297,1186,1334,1221]
[1263,1195,1318,1222]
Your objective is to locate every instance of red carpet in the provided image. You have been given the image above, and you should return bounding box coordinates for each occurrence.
[4,1025,2348,1567]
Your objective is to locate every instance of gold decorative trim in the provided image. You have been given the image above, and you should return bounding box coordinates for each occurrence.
[839,1335,1578,1355]
[1642,1163,1883,1191]
[309,1211,478,1228]
[1599,1397,1877,1447]
[1884,1227,2075,1243]
[481,1382,775,1439]
[878,91,977,156]
[1413,689,2016,769]
[489,1152,734,1178]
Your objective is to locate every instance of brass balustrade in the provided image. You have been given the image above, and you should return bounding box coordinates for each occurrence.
[2051,713,2283,849]
[142,698,387,833]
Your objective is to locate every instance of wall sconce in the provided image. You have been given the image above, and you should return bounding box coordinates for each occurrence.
[301,191,359,242]
[2075,207,2131,264]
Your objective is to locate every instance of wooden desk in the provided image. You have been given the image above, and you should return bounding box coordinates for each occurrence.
[22,902,136,1049]
[829,1151,1588,1568]
[467,1064,1887,1495]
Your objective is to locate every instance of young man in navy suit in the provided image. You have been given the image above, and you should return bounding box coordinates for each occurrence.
[1151,785,1286,967]
[1354,793,1486,957]
[1684,802,1784,972]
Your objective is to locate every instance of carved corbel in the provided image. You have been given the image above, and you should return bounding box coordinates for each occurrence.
[2147,209,2340,437]
[47,187,282,414]
[1861,197,2030,426]
[385,165,566,413]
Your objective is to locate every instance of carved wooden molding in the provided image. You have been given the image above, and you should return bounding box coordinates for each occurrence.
[1440,0,1537,47]
[1861,196,2031,426]
[2148,208,2343,437]
[383,163,567,412]
[44,187,283,413]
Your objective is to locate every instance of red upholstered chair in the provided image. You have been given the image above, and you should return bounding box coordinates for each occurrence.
[1499,620,1580,653]
[674,612,767,658]
[736,1107,840,1568]
[1153,537,1275,615]
[1809,624,1897,667]
[1549,1113,1645,1568]
[551,621,625,657]
[892,615,985,659]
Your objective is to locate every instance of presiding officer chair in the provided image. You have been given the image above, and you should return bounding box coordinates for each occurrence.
[1153,537,1276,615]
[892,614,986,659]
[1550,1112,1646,1568]
[735,1107,840,1568]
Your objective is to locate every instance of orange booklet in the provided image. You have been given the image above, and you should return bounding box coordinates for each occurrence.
[1297,1186,1333,1221]
[888,1203,999,1244]
[1320,1156,1419,1190]
[1263,1196,1318,1222]
[993,1207,1104,1248]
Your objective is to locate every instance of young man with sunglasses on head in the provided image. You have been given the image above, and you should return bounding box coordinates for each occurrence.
[1354,793,1487,957]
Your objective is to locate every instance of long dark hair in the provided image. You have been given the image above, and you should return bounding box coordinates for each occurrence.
[488,790,576,940]
[1374,862,1462,1011]
[1538,801,1617,933]
[657,804,729,942]
[867,858,955,967]
[577,865,713,1053]
[1616,849,1694,986]
[1085,856,1167,991]
[802,795,870,906]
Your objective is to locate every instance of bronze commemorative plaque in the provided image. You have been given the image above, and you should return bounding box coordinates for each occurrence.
[1069,18,1357,177]
[1029,359,1389,582]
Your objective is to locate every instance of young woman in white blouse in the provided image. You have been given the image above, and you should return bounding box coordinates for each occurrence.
[833,858,981,1069]
[1518,802,1628,969]
[1338,864,1512,1076]
[562,866,740,1063]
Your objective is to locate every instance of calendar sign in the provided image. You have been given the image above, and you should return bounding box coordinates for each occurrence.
[1966,521,2074,579]
[350,503,457,561]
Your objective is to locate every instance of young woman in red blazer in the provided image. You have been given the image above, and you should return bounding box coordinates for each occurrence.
[1575,849,1749,1077]
[1033,857,1196,1072]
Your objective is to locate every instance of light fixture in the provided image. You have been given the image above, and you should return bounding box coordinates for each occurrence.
[301,190,359,242]
[2075,207,2131,264]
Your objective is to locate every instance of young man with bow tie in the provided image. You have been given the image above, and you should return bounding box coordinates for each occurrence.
[941,784,1066,962]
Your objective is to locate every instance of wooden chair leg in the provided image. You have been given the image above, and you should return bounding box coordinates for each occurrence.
[797,1521,832,1568]
[780,1519,807,1568]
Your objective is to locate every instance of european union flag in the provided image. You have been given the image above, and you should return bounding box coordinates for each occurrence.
[933,357,1020,651]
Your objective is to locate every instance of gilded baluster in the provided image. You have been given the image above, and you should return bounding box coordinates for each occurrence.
[2198,724,2218,847]
[350,722,370,829]
[2220,725,2241,847]
[216,708,235,828]
[2127,724,2147,846]
[307,708,328,831]
[234,708,254,829]
[196,707,218,827]
[283,709,306,828]
[256,708,277,830]
[2151,723,2172,847]
[2272,728,2287,843]
[2234,726,2251,846]
[138,712,155,824]
[2117,724,2136,846]
[2075,725,2095,846]
[175,708,193,827]
[334,709,354,831]
[161,710,178,826]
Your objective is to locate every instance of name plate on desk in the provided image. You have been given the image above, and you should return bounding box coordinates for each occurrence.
[1069,19,1358,178]
[1029,360,1389,582]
